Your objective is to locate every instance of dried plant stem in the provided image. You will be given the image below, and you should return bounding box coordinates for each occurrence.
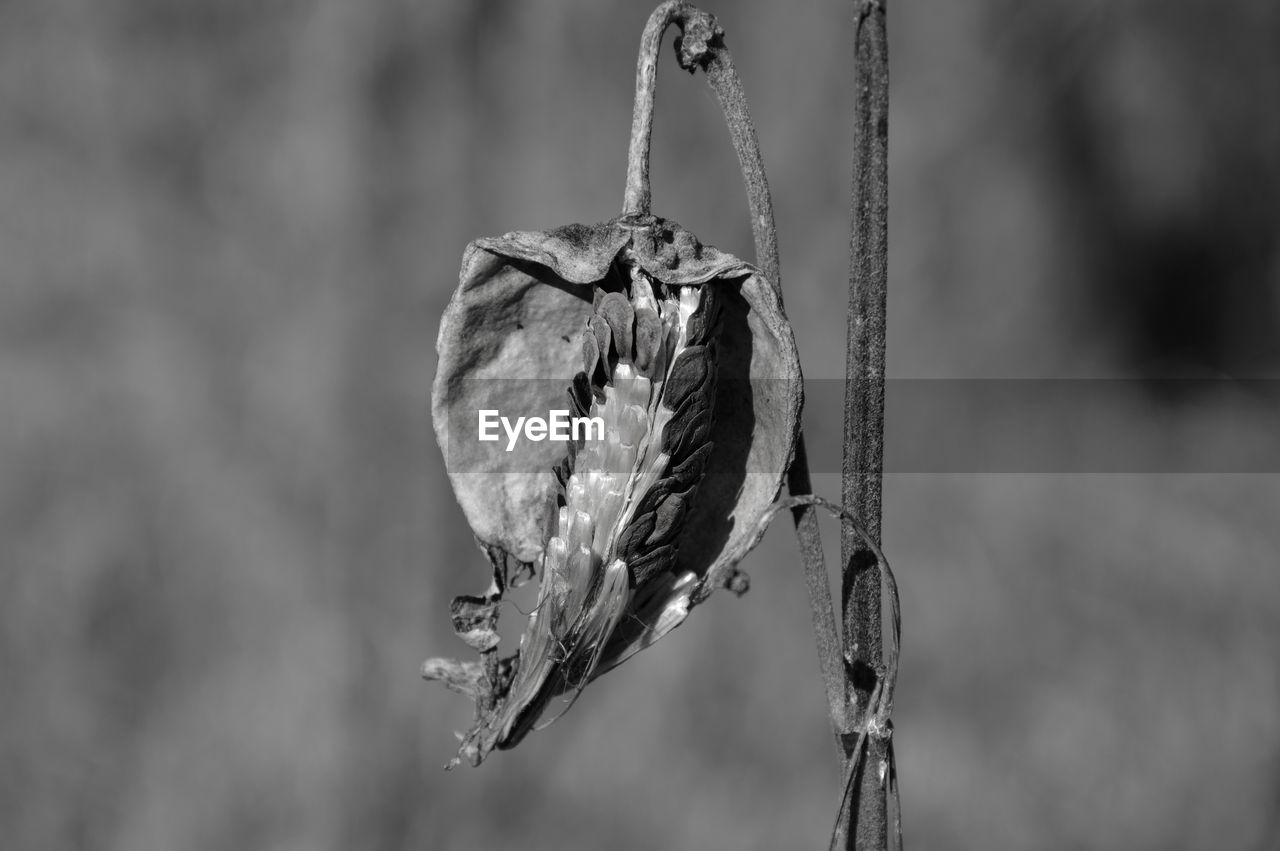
[787,437,849,739]
[693,17,850,743]
[836,1,894,849]
[622,2,847,743]
[622,2,681,217]
[753,493,900,851]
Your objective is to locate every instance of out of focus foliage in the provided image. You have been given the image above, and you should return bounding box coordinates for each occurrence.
[1,1,1277,849]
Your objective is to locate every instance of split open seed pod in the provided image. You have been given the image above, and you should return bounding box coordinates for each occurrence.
[429,215,800,763]
[424,2,802,766]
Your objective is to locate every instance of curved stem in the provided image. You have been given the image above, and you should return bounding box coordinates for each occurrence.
[690,12,849,754]
[623,2,687,217]
[700,50,780,298]
[626,0,847,755]
[623,2,732,220]
[698,47,852,751]
[753,494,900,720]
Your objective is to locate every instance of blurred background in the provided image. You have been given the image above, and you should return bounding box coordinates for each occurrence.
[2,1,1278,848]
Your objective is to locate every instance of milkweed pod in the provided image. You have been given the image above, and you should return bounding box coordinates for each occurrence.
[428,215,802,764]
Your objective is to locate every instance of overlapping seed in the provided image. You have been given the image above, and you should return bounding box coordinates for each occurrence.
[493,259,721,748]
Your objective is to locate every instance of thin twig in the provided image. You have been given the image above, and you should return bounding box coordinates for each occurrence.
[837,0,893,848]
[786,438,849,738]
[695,18,851,745]
[751,494,900,718]
[749,493,901,851]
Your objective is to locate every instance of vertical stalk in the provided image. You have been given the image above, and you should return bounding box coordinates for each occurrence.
[837,1,891,849]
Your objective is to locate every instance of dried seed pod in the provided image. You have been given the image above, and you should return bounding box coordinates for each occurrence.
[428,214,802,763]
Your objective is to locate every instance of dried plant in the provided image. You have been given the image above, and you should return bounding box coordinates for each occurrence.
[424,4,801,767]
[424,3,900,848]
